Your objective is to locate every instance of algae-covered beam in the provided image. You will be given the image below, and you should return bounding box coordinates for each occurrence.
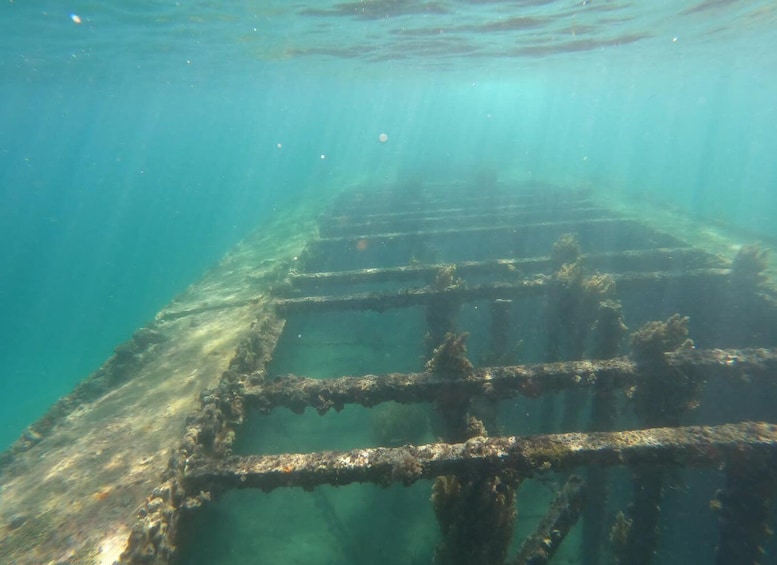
[276,278,550,314]
[512,475,587,565]
[666,346,777,378]
[242,357,634,413]
[287,247,713,291]
[313,218,659,248]
[242,348,777,414]
[276,269,731,314]
[182,422,777,494]
[319,206,609,237]
[289,259,549,289]
[329,187,591,218]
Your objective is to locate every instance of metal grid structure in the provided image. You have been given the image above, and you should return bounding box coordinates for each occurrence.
[121,183,777,565]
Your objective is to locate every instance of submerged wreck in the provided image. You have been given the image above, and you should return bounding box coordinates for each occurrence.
[1,179,776,564]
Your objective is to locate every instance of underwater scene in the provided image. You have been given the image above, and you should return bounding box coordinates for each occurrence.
[2,1,777,564]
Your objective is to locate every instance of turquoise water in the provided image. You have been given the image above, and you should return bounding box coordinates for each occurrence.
[1,0,776,458]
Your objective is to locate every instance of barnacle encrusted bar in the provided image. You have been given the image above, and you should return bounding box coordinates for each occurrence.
[287,248,712,291]
[314,218,645,247]
[512,475,587,565]
[320,206,609,238]
[241,348,777,414]
[275,269,731,314]
[182,422,777,494]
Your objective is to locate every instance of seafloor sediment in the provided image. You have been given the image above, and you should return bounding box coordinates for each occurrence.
[0,192,325,565]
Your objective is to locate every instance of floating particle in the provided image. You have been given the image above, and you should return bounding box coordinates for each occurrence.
[276,143,282,149]
[70,13,82,24]
[378,132,388,143]
[320,154,326,160]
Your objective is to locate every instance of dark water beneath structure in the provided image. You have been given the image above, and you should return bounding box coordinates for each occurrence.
[1,2,777,564]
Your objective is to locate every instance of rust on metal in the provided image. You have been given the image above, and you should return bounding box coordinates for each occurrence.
[312,218,679,249]
[5,180,776,565]
[242,347,777,414]
[319,206,611,237]
[287,247,719,290]
[329,185,590,217]
[276,269,732,314]
[512,475,586,565]
[182,422,777,494]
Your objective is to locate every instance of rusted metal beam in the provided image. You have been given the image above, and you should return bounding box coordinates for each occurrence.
[242,348,777,414]
[313,218,671,248]
[319,206,610,237]
[277,277,549,314]
[276,269,731,314]
[323,203,603,228]
[330,186,590,217]
[243,357,633,413]
[182,422,777,494]
[289,259,544,289]
[512,475,586,565]
[287,248,719,291]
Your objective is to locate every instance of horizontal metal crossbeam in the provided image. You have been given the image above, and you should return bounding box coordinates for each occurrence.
[513,475,586,565]
[276,268,731,314]
[243,348,777,414]
[287,248,720,291]
[314,217,664,247]
[330,186,590,217]
[319,206,610,237]
[182,422,777,493]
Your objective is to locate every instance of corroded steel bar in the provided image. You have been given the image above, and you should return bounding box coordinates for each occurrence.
[322,204,604,229]
[315,217,643,246]
[289,259,547,289]
[277,278,549,314]
[330,187,590,217]
[243,358,634,413]
[182,422,777,493]
[512,475,586,565]
[667,347,777,378]
[319,206,610,237]
[276,269,731,314]
[242,348,777,414]
[287,247,716,290]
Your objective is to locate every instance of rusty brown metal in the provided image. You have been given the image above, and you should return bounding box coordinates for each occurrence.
[328,185,590,217]
[287,247,719,291]
[319,206,611,237]
[313,218,671,248]
[181,422,777,494]
[240,347,777,414]
[276,269,732,314]
[512,475,586,565]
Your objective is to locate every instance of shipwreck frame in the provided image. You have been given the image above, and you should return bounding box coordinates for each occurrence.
[2,180,777,565]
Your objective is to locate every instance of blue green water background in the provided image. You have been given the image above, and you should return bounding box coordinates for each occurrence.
[1,1,776,450]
